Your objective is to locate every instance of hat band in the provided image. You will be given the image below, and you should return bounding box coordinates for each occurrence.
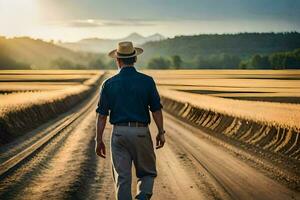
[117,50,136,57]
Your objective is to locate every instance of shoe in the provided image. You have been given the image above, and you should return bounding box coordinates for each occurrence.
[135,192,152,200]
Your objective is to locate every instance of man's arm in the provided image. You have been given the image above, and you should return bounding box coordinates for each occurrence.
[152,110,164,133]
[95,80,110,158]
[149,77,165,150]
[152,110,166,149]
[95,113,107,158]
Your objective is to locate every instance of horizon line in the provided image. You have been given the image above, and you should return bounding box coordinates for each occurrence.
[1,31,299,43]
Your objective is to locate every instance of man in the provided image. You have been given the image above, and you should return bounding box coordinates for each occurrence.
[95,41,165,200]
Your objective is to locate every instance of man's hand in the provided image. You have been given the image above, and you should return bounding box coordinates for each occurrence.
[95,140,106,158]
[156,133,165,149]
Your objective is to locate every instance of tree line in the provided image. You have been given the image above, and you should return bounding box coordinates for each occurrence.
[2,50,299,70]
[241,49,300,69]
[146,49,300,69]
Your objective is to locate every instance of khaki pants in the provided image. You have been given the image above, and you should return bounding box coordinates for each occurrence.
[111,126,157,200]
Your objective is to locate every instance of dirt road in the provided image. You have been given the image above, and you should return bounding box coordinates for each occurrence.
[0,99,299,200]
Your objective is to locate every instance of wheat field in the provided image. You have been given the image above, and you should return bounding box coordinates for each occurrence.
[1,69,300,159]
[139,69,300,160]
[0,70,104,144]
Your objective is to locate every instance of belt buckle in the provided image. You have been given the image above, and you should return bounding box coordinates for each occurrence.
[128,122,139,127]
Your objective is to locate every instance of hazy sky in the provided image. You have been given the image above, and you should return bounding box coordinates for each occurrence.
[0,0,299,42]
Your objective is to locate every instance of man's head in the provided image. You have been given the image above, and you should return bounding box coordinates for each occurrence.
[116,56,137,68]
[108,41,143,68]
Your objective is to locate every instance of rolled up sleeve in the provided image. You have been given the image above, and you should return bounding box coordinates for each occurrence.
[96,82,109,115]
[149,79,163,112]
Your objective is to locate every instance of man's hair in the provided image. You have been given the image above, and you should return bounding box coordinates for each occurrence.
[118,56,137,65]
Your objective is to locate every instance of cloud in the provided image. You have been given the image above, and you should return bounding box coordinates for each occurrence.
[69,20,100,27]
[63,19,155,28]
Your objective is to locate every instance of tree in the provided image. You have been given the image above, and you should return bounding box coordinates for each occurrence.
[251,55,262,68]
[238,60,249,69]
[171,55,182,69]
[221,54,241,68]
[293,49,300,57]
[88,58,107,69]
[194,53,241,69]
[269,53,286,69]
[283,54,300,69]
[0,50,30,70]
[250,54,271,69]
[51,57,74,69]
[260,56,271,69]
[147,57,171,69]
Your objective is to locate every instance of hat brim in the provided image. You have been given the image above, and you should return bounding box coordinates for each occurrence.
[108,47,143,58]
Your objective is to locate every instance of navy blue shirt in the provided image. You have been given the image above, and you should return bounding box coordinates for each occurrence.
[96,66,162,124]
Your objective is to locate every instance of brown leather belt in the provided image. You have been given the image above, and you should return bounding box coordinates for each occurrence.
[114,122,148,127]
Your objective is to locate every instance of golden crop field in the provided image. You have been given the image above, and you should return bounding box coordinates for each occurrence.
[1,69,300,199]
[145,70,300,103]
[0,70,103,114]
[1,68,299,153]
[2,69,300,136]
[0,70,100,94]
[0,70,104,144]
[139,69,300,161]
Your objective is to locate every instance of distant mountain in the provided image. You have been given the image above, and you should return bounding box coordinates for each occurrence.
[0,36,90,69]
[146,33,165,42]
[122,32,145,44]
[58,33,165,53]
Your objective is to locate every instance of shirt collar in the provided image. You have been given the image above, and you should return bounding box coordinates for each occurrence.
[119,66,137,74]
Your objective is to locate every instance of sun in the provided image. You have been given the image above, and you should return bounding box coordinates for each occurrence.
[0,0,40,36]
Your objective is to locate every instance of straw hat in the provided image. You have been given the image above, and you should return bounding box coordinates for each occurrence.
[108,41,143,58]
